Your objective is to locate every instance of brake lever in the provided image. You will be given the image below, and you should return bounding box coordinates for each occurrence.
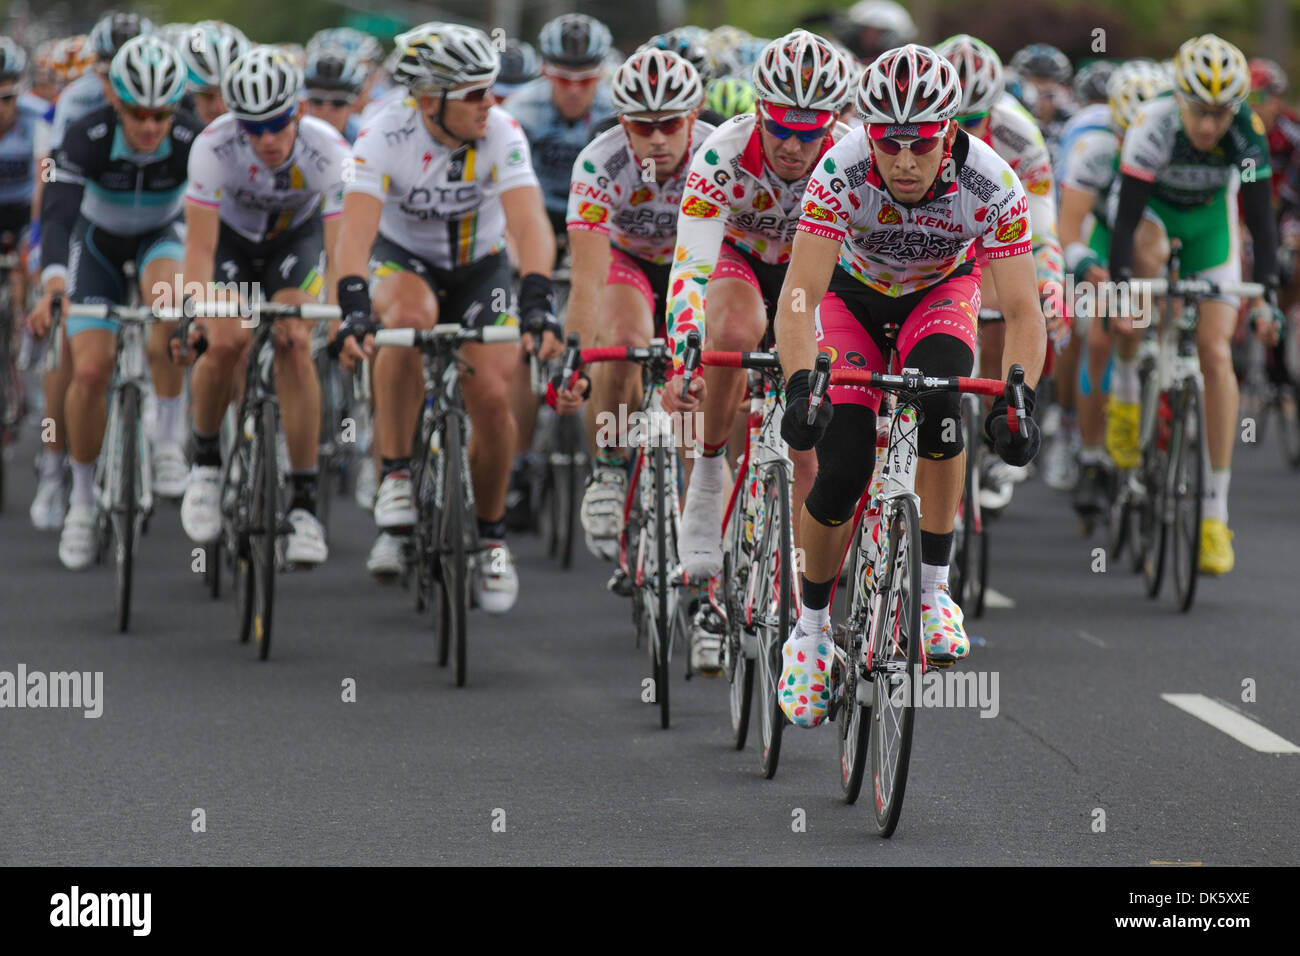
[807,351,831,426]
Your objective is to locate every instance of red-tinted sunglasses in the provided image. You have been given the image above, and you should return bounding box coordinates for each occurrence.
[625,114,687,136]
[872,135,944,156]
[122,105,175,123]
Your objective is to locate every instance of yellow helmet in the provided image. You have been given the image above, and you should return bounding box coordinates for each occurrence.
[1108,59,1171,131]
[1173,34,1248,106]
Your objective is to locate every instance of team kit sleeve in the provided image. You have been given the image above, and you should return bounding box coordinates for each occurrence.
[566,141,616,236]
[319,133,352,219]
[345,124,391,201]
[38,132,92,284]
[1014,134,1066,296]
[980,165,1035,261]
[664,141,734,366]
[1062,129,1117,196]
[795,146,852,243]
[183,133,224,209]
[490,110,540,194]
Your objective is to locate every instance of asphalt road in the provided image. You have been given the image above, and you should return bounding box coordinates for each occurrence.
[2,401,1298,866]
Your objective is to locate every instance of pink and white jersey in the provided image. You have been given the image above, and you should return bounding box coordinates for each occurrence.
[565,119,716,266]
[665,113,848,359]
[797,126,1033,297]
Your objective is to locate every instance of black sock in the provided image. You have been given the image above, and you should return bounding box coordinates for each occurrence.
[920,531,954,567]
[477,515,506,542]
[381,457,411,480]
[801,576,834,611]
[290,470,318,514]
[193,430,221,468]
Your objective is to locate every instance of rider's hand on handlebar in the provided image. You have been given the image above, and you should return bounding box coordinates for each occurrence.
[780,368,834,451]
[1246,298,1281,347]
[26,288,61,338]
[984,373,1041,467]
[523,322,563,361]
[661,369,705,414]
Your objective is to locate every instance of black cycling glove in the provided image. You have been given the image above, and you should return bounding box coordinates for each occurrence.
[781,369,834,451]
[984,379,1041,467]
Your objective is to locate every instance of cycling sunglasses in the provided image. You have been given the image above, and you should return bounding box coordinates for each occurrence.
[308,94,355,108]
[762,117,830,143]
[872,134,944,155]
[444,82,493,102]
[954,110,990,130]
[238,109,295,137]
[122,105,175,123]
[625,113,688,136]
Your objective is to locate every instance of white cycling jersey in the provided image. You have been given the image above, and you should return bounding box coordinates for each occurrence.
[797,126,1032,296]
[347,96,539,270]
[185,113,350,243]
[565,119,716,265]
[1058,102,1118,197]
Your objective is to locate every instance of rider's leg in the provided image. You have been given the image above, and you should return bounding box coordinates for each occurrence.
[140,257,185,442]
[64,328,116,507]
[588,280,652,461]
[372,272,436,465]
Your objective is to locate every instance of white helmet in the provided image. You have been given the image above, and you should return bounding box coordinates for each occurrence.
[1174,34,1248,106]
[857,44,963,125]
[845,1,918,40]
[752,29,852,111]
[934,35,1004,115]
[392,22,499,91]
[1108,59,1172,131]
[612,49,702,114]
[222,46,303,121]
[179,20,249,90]
[109,35,187,109]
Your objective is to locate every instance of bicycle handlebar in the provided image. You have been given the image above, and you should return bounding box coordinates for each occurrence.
[374,324,522,349]
[1126,278,1267,299]
[694,349,782,370]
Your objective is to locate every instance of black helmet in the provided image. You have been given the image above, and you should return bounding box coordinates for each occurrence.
[1073,60,1116,103]
[89,11,153,62]
[537,13,612,69]
[1010,43,1072,84]
[304,50,366,94]
[497,39,541,87]
[641,30,715,83]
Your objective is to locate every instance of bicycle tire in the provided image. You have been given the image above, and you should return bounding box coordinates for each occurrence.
[651,443,672,729]
[951,401,979,608]
[839,526,871,804]
[439,415,469,687]
[252,401,278,660]
[114,385,139,634]
[1142,440,1169,599]
[1170,382,1204,612]
[757,464,792,779]
[207,535,222,600]
[723,507,755,750]
[869,495,922,838]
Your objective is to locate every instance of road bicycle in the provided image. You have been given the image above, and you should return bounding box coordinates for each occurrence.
[375,322,521,687]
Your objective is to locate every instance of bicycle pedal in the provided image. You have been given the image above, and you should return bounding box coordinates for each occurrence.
[607,568,633,597]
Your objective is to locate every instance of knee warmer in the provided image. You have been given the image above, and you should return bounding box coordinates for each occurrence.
[804,404,876,526]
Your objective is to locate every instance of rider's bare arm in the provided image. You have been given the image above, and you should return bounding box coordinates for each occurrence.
[501,183,556,280]
[565,226,611,347]
[775,230,842,381]
[333,191,383,280]
[987,250,1047,386]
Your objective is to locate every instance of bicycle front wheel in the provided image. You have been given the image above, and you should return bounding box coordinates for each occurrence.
[839,525,871,804]
[113,385,140,633]
[1170,382,1204,612]
[722,494,755,750]
[868,495,922,838]
[438,416,469,687]
[755,465,792,779]
[252,401,279,660]
[651,444,672,729]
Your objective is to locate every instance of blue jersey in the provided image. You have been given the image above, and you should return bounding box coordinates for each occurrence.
[0,98,52,206]
[503,77,616,222]
[50,73,106,151]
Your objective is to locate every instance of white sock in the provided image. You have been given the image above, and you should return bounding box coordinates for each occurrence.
[689,452,725,493]
[70,460,96,510]
[153,396,182,445]
[1113,357,1140,404]
[39,448,64,481]
[800,604,830,633]
[1079,445,1106,465]
[921,562,949,593]
[1203,468,1230,523]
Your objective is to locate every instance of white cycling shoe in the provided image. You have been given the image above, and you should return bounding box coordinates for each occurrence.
[181,466,223,544]
[366,532,406,581]
[473,540,518,615]
[285,508,328,565]
[30,474,67,531]
[152,441,189,499]
[374,471,416,528]
[678,456,728,579]
[58,505,97,571]
[580,466,626,561]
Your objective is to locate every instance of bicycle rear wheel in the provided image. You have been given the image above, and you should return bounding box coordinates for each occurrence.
[869,495,922,838]
[722,495,755,749]
[438,416,469,686]
[252,401,279,660]
[114,385,140,633]
[756,465,792,779]
[1170,382,1204,612]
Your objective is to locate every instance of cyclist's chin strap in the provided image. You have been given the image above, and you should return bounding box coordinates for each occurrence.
[434,90,474,148]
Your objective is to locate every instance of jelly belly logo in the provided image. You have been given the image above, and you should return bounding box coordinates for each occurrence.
[577,202,608,224]
[629,186,654,206]
[752,191,774,212]
[682,197,720,218]
[995,217,1027,243]
[878,205,901,225]
[802,200,835,223]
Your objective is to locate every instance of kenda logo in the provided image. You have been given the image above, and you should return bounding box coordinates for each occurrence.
[0,664,102,718]
[888,667,1000,718]
[50,886,150,936]
[594,405,702,457]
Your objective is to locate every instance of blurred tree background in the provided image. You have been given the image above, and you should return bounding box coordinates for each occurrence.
[2,0,1296,88]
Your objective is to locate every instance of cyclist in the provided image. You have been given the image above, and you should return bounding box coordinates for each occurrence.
[1109,34,1279,576]
[703,75,756,120]
[50,12,152,151]
[176,21,249,128]
[1010,42,1076,156]
[1247,58,1299,207]
[840,0,918,62]
[331,22,559,611]
[1065,60,1171,519]
[175,46,347,566]
[302,48,367,141]
[935,35,1064,512]
[590,32,725,136]
[1036,58,1116,494]
[27,35,198,570]
[660,29,853,675]
[557,50,714,561]
[773,43,1045,725]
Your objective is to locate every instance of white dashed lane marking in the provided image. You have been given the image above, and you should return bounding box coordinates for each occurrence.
[1161,694,1300,754]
